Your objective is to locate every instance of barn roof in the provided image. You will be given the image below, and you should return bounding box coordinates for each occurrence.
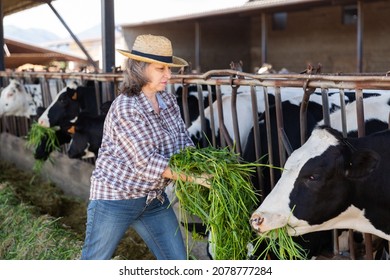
[2,0,55,16]
[1,0,94,70]
[4,38,89,70]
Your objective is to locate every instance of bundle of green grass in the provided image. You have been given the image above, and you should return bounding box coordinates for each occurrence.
[169,146,306,260]
[251,223,307,260]
[26,122,60,172]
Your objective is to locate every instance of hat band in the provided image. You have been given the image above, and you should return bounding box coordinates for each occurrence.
[131,50,173,63]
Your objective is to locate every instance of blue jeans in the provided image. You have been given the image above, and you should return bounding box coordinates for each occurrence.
[80,193,186,260]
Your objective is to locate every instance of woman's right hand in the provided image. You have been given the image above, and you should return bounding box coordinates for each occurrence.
[162,167,212,188]
[192,173,213,188]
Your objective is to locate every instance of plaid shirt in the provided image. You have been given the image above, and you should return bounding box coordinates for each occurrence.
[90,90,193,203]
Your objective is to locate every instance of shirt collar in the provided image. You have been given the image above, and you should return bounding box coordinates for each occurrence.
[138,92,167,112]
[156,93,167,110]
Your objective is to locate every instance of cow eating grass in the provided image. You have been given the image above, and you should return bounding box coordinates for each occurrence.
[250,125,390,242]
[26,122,60,171]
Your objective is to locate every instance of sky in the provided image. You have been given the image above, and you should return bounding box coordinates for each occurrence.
[4,0,246,39]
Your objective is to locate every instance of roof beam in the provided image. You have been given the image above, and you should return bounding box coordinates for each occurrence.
[47,1,99,72]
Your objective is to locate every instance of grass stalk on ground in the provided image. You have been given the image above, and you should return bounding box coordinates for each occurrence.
[0,182,82,260]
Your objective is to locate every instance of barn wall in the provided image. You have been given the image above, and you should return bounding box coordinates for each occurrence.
[249,16,262,72]
[121,16,251,73]
[121,1,390,74]
[251,1,390,73]
[196,16,251,72]
[363,1,390,72]
[262,6,356,73]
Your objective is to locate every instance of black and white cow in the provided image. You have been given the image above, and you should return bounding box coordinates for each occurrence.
[37,80,98,128]
[67,101,112,159]
[0,79,43,118]
[245,92,388,195]
[33,81,99,160]
[250,125,390,242]
[239,92,352,259]
[245,92,389,259]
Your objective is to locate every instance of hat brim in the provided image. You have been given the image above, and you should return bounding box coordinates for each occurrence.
[117,49,188,68]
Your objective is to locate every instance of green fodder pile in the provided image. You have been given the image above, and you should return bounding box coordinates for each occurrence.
[169,146,261,260]
[0,161,155,260]
[0,182,82,259]
[251,226,308,260]
[0,160,87,232]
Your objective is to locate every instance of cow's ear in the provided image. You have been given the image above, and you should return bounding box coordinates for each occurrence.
[15,81,22,91]
[345,149,380,180]
[66,88,78,100]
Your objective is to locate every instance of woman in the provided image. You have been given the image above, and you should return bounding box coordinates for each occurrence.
[81,34,210,260]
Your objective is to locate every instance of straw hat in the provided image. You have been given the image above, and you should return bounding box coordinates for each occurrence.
[117,34,188,67]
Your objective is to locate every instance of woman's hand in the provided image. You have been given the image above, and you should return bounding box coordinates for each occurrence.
[191,173,213,188]
[162,167,212,188]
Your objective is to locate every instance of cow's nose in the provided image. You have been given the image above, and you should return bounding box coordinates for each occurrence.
[38,119,48,127]
[250,213,264,232]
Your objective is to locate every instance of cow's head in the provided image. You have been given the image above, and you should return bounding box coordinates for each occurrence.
[33,128,72,160]
[38,81,79,128]
[250,125,381,237]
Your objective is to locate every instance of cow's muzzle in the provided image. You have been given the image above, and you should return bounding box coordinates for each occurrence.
[250,213,264,233]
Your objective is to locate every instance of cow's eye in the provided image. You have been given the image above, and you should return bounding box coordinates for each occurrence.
[308,174,320,181]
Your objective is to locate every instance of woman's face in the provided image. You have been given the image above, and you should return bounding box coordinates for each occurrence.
[142,63,172,94]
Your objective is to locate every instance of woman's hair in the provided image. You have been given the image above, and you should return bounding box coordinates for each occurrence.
[119,59,149,96]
